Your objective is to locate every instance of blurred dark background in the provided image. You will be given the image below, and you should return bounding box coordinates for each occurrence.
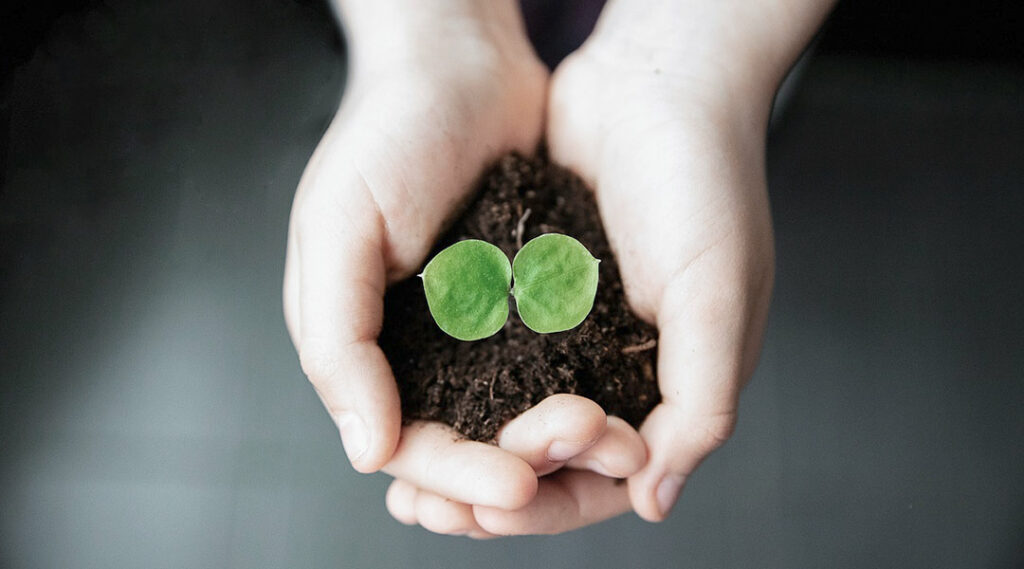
[2,1,1022,568]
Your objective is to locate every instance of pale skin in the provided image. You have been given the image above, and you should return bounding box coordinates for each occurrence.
[283,0,835,537]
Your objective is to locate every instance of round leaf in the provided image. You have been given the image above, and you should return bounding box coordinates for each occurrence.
[512,234,599,334]
[421,240,512,341]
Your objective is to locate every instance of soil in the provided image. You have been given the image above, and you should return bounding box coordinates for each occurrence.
[379,153,660,442]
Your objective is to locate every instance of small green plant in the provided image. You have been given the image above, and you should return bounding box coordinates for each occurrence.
[421,234,599,341]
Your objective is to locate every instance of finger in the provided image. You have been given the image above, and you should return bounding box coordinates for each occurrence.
[496,394,607,476]
[473,470,631,536]
[383,422,538,510]
[627,402,736,522]
[385,478,418,526]
[628,261,771,522]
[294,163,402,474]
[414,488,498,538]
[566,416,647,478]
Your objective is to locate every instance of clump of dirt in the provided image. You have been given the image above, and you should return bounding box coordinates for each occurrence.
[379,153,660,442]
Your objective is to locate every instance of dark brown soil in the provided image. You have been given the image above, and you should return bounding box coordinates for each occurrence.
[379,153,660,442]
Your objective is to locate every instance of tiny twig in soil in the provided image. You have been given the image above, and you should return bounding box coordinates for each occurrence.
[515,207,532,250]
[621,339,657,354]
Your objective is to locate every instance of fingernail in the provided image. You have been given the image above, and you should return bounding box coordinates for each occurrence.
[585,459,616,478]
[656,474,685,517]
[547,440,589,462]
[336,413,369,463]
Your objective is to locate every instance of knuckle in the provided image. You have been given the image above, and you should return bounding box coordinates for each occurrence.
[298,339,342,385]
[695,412,737,454]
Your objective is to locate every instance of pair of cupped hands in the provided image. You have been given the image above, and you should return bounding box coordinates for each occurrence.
[283,0,811,538]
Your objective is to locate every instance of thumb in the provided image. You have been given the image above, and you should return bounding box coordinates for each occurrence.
[628,401,737,522]
[287,151,403,474]
[627,257,768,521]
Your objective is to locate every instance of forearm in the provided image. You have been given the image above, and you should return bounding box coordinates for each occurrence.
[586,0,836,102]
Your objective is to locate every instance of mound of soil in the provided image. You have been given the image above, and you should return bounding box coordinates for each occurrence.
[379,153,660,442]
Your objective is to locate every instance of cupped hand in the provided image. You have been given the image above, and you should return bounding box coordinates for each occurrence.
[283,1,646,533]
[541,29,780,523]
[283,4,548,473]
[539,0,833,523]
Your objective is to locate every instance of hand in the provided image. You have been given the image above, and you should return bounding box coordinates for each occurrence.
[284,1,646,535]
[545,49,773,524]
[527,0,832,524]
[283,0,548,472]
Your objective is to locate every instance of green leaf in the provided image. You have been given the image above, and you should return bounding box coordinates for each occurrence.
[421,239,512,341]
[512,234,599,334]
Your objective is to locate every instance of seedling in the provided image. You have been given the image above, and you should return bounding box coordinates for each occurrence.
[421,234,599,341]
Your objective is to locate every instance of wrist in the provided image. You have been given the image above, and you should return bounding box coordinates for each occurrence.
[337,0,538,78]
[583,0,833,113]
